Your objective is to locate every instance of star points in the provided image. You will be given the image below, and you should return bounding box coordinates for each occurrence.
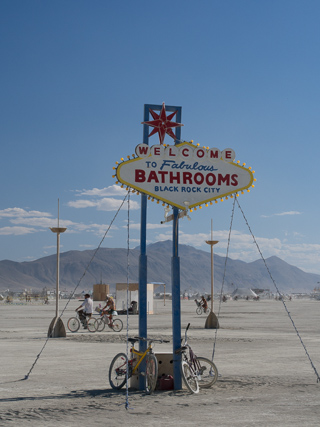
[142,103,183,145]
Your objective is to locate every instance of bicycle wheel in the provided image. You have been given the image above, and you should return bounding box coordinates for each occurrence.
[67,317,80,332]
[196,306,202,315]
[181,360,199,394]
[87,318,96,332]
[112,318,123,332]
[145,353,158,394]
[109,353,128,390]
[196,357,218,388]
[95,318,105,332]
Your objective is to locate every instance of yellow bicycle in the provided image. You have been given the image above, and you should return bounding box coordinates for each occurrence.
[109,336,169,394]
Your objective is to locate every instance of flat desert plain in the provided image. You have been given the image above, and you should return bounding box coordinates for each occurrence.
[0,298,319,426]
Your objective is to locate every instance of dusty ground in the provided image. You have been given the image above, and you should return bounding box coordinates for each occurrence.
[0,298,319,426]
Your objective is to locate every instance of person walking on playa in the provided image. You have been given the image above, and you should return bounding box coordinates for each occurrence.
[75,293,93,329]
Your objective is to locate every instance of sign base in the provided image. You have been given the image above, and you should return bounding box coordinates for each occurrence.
[205,311,219,329]
[48,316,66,338]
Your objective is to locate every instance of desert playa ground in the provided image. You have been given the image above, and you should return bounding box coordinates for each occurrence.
[0,298,319,427]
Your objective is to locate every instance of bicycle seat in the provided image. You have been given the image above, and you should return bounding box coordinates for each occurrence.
[128,338,139,344]
[175,346,187,354]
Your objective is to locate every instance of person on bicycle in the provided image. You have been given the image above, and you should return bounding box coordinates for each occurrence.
[201,295,208,312]
[75,293,93,328]
[101,296,115,327]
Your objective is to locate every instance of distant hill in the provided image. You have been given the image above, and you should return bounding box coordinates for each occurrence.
[0,240,319,293]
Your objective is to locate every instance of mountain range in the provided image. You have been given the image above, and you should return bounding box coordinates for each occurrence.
[0,240,319,294]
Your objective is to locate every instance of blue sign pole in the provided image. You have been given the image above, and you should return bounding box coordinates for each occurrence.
[140,103,182,391]
[172,108,182,390]
[172,207,182,389]
[138,105,150,390]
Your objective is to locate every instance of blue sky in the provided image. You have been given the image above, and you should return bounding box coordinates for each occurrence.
[1,0,320,276]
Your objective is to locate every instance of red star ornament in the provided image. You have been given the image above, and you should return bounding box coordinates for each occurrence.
[142,103,183,145]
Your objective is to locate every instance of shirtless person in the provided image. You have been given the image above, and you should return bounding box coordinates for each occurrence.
[201,295,208,312]
[101,296,115,328]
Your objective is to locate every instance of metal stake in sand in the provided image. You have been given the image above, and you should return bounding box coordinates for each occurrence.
[48,199,67,338]
[205,219,219,329]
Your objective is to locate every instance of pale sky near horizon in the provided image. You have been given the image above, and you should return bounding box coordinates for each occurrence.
[1,1,320,277]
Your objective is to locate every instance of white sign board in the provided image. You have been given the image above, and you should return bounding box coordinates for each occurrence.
[116,142,255,210]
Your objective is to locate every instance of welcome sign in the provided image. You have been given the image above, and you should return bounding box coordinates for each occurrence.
[115,141,255,210]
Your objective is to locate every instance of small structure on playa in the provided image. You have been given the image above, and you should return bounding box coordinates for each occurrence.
[231,287,258,299]
[92,283,110,301]
[116,283,154,314]
[151,282,167,305]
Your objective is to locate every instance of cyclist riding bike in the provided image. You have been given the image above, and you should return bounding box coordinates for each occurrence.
[101,296,116,328]
[201,296,208,311]
[75,293,93,329]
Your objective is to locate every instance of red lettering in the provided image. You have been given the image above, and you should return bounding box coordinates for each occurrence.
[135,169,238,188]
[206,173,216,186]
[135,169,146,182]
[158,171,168,183]
[183,172,192,184]
[169,172,180,184]
[196,149,205,158]
[147,171,159,183]
[194,173,204,185]
[231,174,238,186]
[218,174,230,185]
[137,146,149,155]
[225,151,232,159]
[168,148,176,157]
[209,150,219,159]
[154,147,161,155]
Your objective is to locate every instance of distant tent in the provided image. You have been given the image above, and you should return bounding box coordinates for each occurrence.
[231,288,258,298]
